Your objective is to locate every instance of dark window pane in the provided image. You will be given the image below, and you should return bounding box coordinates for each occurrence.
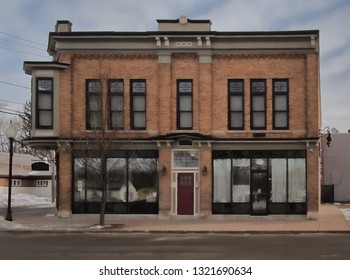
[179,82,192,93]
[230,112,243,128]
[133,112,146,128]
[229,81,243,93]
[133,96,146,111]
[39,111,52,126]
[132,82,146,93]
[180,95,192,111]
[180,112,192,128]
[88,81,101,93]
[253,112,265,128]
[275,95,287,110]
[274,81,288,92]
[111,95,123,111]
[110,81,123,93]
[275,112,288,128]
[230,95,243,111]
[252,81,265,93]
[38,79,52,91]
[38,94,52,110]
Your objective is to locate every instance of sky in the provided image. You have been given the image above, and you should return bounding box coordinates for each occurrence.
[1,0,350,132]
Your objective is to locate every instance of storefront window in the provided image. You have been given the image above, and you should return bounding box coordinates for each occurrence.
[129,158,158,202]
[232,159,250,202]
[73,150,158,214]
[288,158,306,202]
[212,150,306,215]
[213,159,231,203]
[269,159,287,202]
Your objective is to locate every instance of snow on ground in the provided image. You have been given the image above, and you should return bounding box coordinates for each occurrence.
[340,208,350,220]
[0,193,54,208]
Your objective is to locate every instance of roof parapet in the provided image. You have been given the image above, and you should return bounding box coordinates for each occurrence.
[157,15,212,32]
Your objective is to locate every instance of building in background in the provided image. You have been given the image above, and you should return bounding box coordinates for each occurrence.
[0,152,53,198]
[322,131,350,203]
[23,16,321,219]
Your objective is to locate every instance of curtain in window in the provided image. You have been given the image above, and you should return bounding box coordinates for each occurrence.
[213,159,231,202]
[270,159,287,202]
[232,159,250,202]
[288,158,306,202]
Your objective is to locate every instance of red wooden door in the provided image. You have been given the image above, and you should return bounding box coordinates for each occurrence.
[177,173,194,215]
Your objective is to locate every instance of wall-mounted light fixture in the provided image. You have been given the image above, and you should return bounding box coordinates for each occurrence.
[202,165,208,176]
[319,127,332,147]
[160,165,167,176]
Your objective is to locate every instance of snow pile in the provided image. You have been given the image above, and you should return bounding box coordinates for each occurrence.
[340,208,350,220]
[0,193,54,208]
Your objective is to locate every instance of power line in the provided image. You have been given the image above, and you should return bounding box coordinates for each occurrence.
[0,98,26,105]
[0,46,49,58]
[0,80,31,90]
[0,38,46,51]
[0,31,46,47]
[0,110,23,117]
[1,108,23,116]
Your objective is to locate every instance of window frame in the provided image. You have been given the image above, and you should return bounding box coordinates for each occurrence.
[228,79,245,130]
[130,79,146,130]
[86,79,102,130]
[250,79,267,130]
[177,79,193,130]
[36,77,53,129]
[108,79,124,130]
[272,79,289,130]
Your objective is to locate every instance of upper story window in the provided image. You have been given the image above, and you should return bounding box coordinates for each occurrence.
[109,79,124,129]
[130,80,146,130]
[177,80,193,130]
[228,79,244,130]
[36,78,53,129]
[250,79,266,130]
[273,79,289,129]
[86,80,102,130]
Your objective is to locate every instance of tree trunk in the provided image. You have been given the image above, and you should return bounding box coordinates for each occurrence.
[100,156,107,226]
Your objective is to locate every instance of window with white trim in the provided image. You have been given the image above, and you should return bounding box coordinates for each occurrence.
[36,78,53,129]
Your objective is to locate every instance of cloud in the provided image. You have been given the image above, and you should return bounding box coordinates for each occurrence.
[1,0,350,131]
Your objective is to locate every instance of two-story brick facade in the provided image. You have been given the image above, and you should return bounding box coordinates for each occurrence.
[24,17,321,219]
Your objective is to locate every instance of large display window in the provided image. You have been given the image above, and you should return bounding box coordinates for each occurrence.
[73,150,158,214]
[212,150,306,215]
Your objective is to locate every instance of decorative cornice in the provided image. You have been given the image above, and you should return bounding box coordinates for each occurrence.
[72,54,157,60]
[213,54,306,60]
[171,53,198,60]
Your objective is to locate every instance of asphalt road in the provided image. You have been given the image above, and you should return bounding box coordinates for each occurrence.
[0,232,350,260]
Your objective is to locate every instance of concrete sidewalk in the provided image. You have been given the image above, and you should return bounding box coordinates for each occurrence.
[1,204,350,234]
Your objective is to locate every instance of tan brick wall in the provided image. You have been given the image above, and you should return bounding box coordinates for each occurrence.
[55,51,320,216]
[211,54,311,138]
[307,146,320,217]
[57,150,72,212]
[58,53,319,140]
[200,147,212,214]
[158,147,172,215]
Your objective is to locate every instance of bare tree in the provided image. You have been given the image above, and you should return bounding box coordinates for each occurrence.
[69,76,126,226]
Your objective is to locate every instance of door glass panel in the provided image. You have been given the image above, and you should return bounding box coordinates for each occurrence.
[251,172,268,214]
[252,158,267,170]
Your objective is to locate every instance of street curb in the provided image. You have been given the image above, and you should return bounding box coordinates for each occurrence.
[2,228,350,234]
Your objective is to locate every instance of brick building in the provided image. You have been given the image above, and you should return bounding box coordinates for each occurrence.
[23,16,320,219]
